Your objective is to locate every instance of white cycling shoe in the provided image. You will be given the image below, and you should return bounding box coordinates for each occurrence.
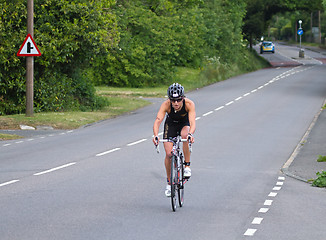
[184,167,191,178]
[165,184,171,197]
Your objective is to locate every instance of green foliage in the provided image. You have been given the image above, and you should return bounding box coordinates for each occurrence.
[0,0,118,115]
[317,155,326,162]
[94,0,249,87]
[243,0,324,46]
[312,171,326,187]
[1,0,273,115]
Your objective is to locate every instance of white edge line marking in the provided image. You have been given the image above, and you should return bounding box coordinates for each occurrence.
[96,148,121,157]
[268,192,278,197]
[33,162,76,176]
[203,111,213,117]
[127,138,147,146]
[244,229,257,236]
[258,208,269,213]
[264,200,273,206]
[252,217,263,225]
[225,101,234,106]
[0,180,20,187]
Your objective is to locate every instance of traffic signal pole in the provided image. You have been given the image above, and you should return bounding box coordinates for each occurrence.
[26,0,34,116]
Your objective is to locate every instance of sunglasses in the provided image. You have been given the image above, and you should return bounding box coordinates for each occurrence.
[170,98,183,103]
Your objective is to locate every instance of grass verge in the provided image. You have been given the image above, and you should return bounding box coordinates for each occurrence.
[0,93,152,131]
[0,133,24,141]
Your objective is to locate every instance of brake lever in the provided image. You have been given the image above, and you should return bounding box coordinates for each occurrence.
[155,136,160,153]
[187,137,192,153]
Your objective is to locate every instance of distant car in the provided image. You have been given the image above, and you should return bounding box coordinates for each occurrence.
[260,41,275,54]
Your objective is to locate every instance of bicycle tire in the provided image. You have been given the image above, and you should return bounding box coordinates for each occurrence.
[178,153,184,207]
[170,155,178,212]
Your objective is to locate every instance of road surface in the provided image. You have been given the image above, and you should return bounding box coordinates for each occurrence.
[1,43,326,239]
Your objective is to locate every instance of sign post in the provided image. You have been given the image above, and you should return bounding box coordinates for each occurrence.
[26,0,34,117]
[298,20,304,58]
[16,0,42,116]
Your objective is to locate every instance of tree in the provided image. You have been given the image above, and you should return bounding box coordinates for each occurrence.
[0,0,119,114]
[242,0,324,48]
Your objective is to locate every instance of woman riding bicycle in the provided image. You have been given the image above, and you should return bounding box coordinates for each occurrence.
[153,83,196,197]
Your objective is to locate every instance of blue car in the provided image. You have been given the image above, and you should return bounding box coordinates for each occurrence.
[260,41,275,54]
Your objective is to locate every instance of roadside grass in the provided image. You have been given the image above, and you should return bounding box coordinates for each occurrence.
[0,94,151,131]
[0,133,23,141]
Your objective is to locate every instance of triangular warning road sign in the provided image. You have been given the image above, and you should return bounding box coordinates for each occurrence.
[17,34,42,57]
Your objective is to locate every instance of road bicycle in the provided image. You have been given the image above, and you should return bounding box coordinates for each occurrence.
[155,136,192,212]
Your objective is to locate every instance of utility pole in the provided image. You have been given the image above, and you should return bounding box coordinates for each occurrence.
[318,10,321,44]
[26,0,34,116]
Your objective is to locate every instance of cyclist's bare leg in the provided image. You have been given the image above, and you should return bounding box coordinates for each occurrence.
[181,126,191,165]
[163,142,173,183]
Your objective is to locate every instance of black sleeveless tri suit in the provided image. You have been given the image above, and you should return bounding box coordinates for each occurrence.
[163,99,190,139]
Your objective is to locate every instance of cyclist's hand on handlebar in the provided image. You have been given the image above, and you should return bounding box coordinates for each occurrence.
[187,133,194,144]
[153,136,160,146]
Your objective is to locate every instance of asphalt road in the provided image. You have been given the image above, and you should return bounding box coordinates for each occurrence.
[1,43,326,239]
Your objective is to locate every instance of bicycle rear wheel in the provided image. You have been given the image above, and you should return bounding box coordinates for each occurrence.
[170,155,178,212]
[178,153,184,207]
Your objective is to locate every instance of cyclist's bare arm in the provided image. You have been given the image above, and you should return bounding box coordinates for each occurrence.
[153,100,170,144]
[185,98,196,143]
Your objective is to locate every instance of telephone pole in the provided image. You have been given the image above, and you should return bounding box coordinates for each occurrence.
[26,0,34,116]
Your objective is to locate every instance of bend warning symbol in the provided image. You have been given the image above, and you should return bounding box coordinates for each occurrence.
[17,34,42,57]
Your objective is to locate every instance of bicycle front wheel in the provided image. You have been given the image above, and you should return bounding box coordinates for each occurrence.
[170,155,178,212]
[178,154,184,207]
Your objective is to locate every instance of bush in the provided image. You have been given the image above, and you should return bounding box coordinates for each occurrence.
[312,171,326,188]
[0,0,118,115]
[317,155,326,162]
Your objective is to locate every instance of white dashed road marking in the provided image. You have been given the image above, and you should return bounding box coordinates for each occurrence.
[264,200,273,206]
[268,192,278,197]
[0,180,20,187]
[127,138,147,146]
[258,208,269,213]
[244,176,286,237]
[96,148,121,157]
[244,229,257,236]
[33,162,77,176]
[215,106,224,111]
[252,217,263,225]
[203,111,213,117]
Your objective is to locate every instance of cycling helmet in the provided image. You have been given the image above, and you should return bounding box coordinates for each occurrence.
[167,83,184,99]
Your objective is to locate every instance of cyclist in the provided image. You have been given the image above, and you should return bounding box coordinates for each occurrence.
[153,83,196,197]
